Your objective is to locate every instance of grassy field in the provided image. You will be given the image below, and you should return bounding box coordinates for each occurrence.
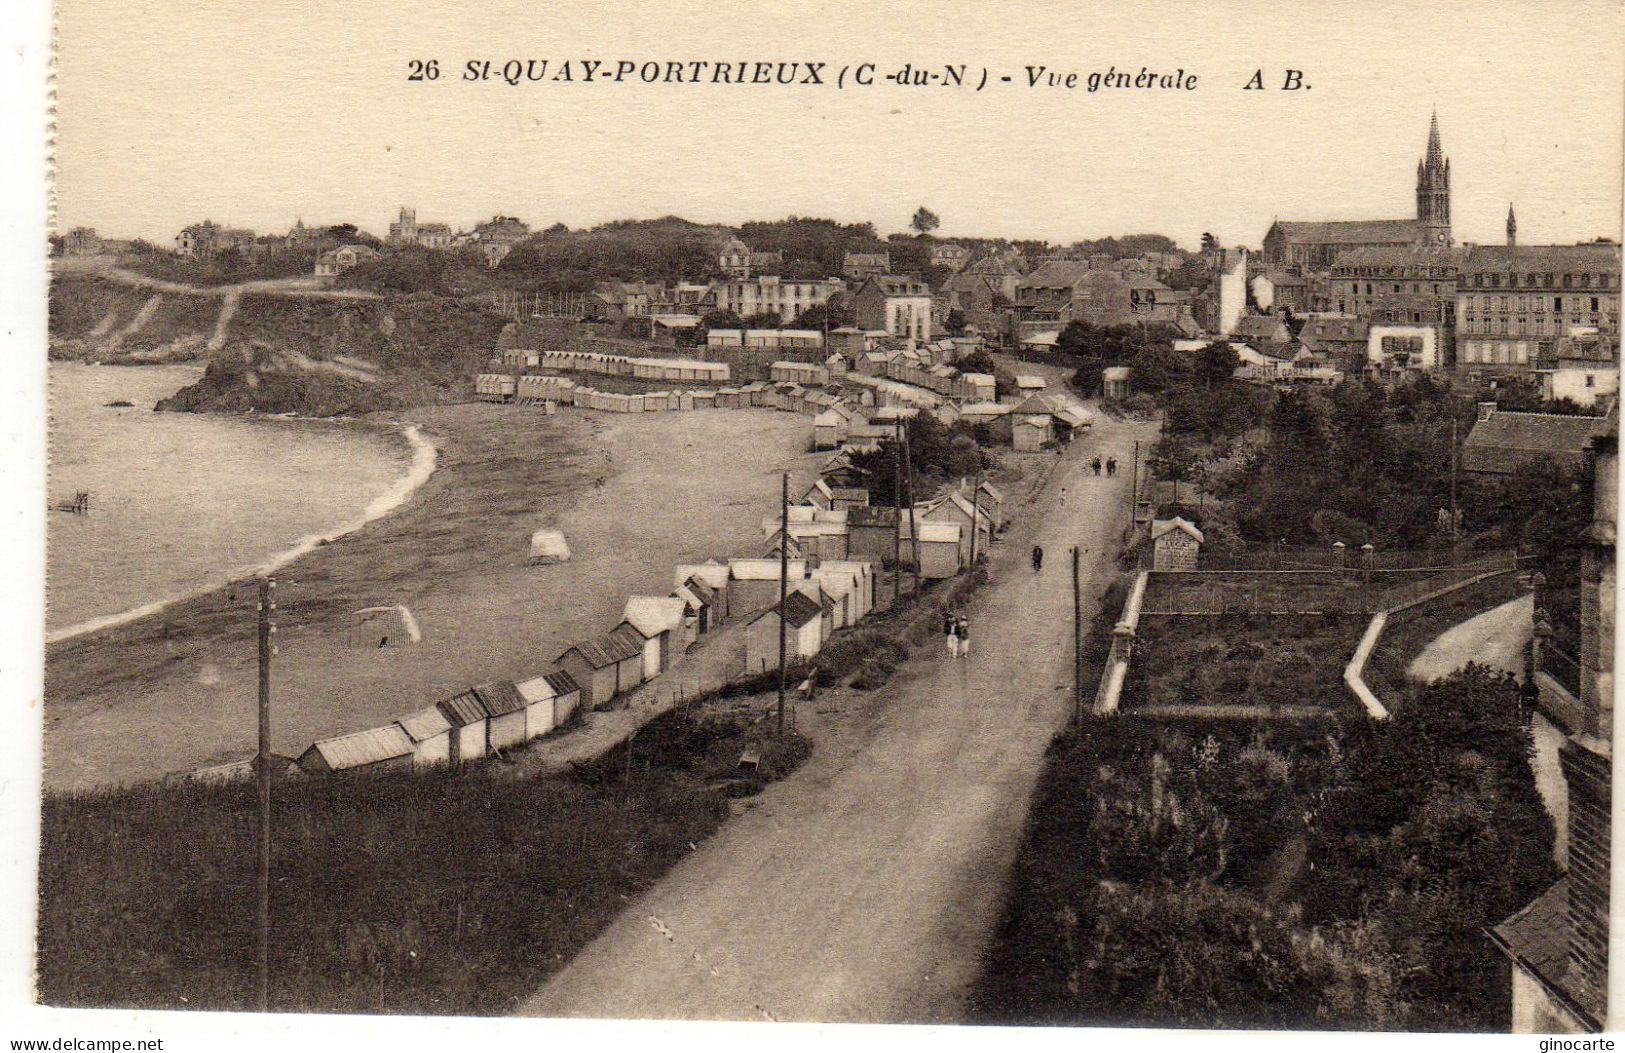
[44,404,820,791]
[38,709,809,1016]
[1361,572,1527,704]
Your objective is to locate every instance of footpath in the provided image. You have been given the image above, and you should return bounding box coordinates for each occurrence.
[517,411,1160,1024]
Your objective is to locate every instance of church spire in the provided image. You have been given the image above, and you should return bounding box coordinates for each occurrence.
[1417,110,1452,245]
[1507,203,1517,247]
[1427,108,1443,168]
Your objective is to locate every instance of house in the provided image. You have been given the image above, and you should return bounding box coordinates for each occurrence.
[1151,517,1204,571]
[1014,375,1047,395]
[1368,324,1441,371]
[620,595,690,678]
[313,244,379,287]
[1538,333,1620,409]
[728,557,810,616]
[514,669,581,741]
[853,275,933,343]
[1010,395,1059,451]
[844,251,891,282]
[1490,415,1615,1033]
[436,690,491,764]
[1461,404,1612,475]
[397,705,454,769]
[930,242,971,272]
[297,725,415,776]
[847,504,900,564]
[898,519,963,579]
[744,590,826,673]
[1102,366,1133,400]
[1231,314,1293,350]
[556,631,644,708]
[474,680,529,752]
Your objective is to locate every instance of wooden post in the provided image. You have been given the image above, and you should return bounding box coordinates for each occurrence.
[892,419,903,603]
[1072,548,1083,724]
[1129,439,1141,531]
[969,468,982,568]
[902,420,921,593]
[256,575,274,1013]
[777,471,789,736]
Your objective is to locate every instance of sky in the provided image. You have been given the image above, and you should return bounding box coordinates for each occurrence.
[52,0,1625,251]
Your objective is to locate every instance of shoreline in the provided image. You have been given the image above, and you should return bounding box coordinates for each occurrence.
[45,419,438,646]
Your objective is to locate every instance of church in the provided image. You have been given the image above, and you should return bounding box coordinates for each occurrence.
[1262,113,1453,272]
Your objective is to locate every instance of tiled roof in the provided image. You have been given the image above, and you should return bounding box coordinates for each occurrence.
[1462,411,1611,472]
[1329,245,1469,270]
[1269,219,1421,244]
[1489,879,1602,1029]
[622,596,686,637]
[1462,243,1621,275]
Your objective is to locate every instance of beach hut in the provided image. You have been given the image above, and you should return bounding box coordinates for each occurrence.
[812,567,859,628]
[899,519,963,579]
[476,373,516,403]
[744,591,826,674]
[436,690,490,765]
[475,681,529,752]
[675,561,731,622]
[557,630,641,709]
[821,559,876,620]
[606,624,648,693]
[397,705,453,769]
[920,493,992,566]
[728,557,810,616]
[297,725,415,777]
[528,529,572,565]
[976,480,1005,532]
[673,579,714,634]
[515,669,580,740]
[846,505,899,564]
[620,595,689,678]
[801,479,835,510]
[346,605,421,648]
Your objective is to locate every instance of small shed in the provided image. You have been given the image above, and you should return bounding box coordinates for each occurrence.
[673,579,714,635]
[1014,375,1048,393]
[900,519,963,579]
[346,605,422,648]
[607,624,649,694]
[398,705,453,769]
[744,590,826,674]
[529,529,572,565]
[1151,517,1205,571]
[1102,366,1134,400]
[729,557,810,616]
[976,479,1005,531]
[436,690,490,765]
[557,630,642,709]
[475,680,529,752]
[298,725,415,777]
[621,595,690,678]
[821,559,876,620]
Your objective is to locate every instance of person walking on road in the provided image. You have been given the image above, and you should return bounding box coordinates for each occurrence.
[955,616,971,659]
[1031,544,1044,572]
[1091,456,1102,476]
[1107,456,1118,477]
[944,611,961,659]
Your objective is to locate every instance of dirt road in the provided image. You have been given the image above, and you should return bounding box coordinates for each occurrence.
[518,411,1159,1024]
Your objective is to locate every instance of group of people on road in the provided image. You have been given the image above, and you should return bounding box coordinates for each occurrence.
[1090,456,1117,477]
[943,612,972,660]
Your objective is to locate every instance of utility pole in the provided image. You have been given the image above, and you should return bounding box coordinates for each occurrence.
[969,466,983,568]
[777,471,789,736]
[892,419,903,603]
[1449,418,1459,541]
[255,575,275,1014]
[1129,439,1141,531]
[1072,547,1083,724]
[902,419,921,594]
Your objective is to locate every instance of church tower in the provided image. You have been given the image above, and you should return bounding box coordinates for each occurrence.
[1416,110,1452,246]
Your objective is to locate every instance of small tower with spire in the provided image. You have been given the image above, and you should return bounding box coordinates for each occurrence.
[1416,110,1453,246]
[1507,203,1518,247]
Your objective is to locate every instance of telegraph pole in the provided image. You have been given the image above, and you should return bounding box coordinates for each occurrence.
[969,466,983,568]
[902,420,921,594]
[1449,418,1459,541]
[255,575,275,1013]
[1129,439,1141,531]
[891,419,903,602]
[1072,547,1083,724]
[777,471,789,736]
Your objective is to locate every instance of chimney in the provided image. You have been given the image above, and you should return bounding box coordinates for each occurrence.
[1477,401,1498,422]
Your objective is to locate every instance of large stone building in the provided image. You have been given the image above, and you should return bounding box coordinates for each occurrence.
[852,275,931,342]
[1455,240,1621,372]
[388,207,455,249]
[1492,413,1615,1033]
[714,275,844,324]
[1262,113,1452,271]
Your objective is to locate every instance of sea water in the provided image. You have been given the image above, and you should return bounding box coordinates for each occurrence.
[47,363,411,636]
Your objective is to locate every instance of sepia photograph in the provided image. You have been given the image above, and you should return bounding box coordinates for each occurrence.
[6,0,1624,1046]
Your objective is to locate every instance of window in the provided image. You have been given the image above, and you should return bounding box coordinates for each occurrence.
[1582,273,1593,288]
[1586,375,1596,388]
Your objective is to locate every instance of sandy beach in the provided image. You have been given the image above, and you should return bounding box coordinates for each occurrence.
[43,404,821,792]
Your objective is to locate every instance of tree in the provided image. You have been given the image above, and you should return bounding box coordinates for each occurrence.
[791,301,855,331]
[943,309,967,336]
[1200,232,1219,255]
[1194,341,1240,385]
[910,207,940,236]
